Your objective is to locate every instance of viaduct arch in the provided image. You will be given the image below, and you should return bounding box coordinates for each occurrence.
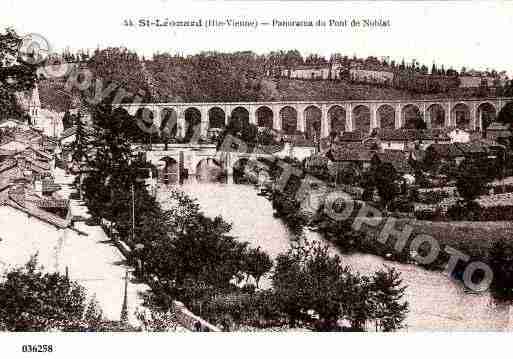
[117,97,513,139]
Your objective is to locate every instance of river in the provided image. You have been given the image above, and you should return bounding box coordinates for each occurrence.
[161,180,512,331]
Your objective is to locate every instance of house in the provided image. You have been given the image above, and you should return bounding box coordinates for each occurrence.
[326,143,375,172]
[0,185,73,267]
[337,131,364,143]
[424,141,492,169]
[35,108,64,138]
[372,150,413,175]
[446,128,471,143]
[459,74,497,88]
[0,141,54,169]
[0,128,47,153]
[261,133,317,161]
[0,155,52,187]
[14,84,41,126]
[485,122,511,145]
[304,154,330,178]
[281,64,342,80]
[372,128,451,152]
[424,143,465,168]
[350,68,394,85]
[374,129,417,151]
[0,118,30,130]
[455,142,490,161]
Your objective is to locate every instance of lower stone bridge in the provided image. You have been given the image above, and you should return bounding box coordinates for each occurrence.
[117,97,513,141]
[141,143,276,180]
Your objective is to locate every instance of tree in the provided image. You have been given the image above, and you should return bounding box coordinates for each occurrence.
[404,112,427,130]
[216,116,259,152]
[0,255,86,331]
[87,47,150,102]
[272,241,369,330]
[284,50,303,69]
[489,239,513,301]
[374,162,399,210]
[62,110,74,131]
[360,169,376,201]
[497,102,513,127]
[272,249,310,326]
[334,164,360,185]
[161,126,171,150]
[370,266,408,331]
[243,247,273,288]
[431,63,437,75]
[140,190,253,310]
[0,28,38,120]
[71,113,88,163]
[456,160,488,205]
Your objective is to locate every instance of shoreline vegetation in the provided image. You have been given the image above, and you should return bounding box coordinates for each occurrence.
[266,181,513,297]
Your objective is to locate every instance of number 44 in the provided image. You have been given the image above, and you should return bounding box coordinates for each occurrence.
[123,19,134,27]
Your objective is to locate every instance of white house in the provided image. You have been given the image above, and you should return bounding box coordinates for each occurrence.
[447,128,471,143]
[0,119,30,130]
[0,191,72,274]
[35,109,64,138]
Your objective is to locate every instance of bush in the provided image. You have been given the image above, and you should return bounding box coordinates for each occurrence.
[489,239,513,301]
[447,201,481,221]
[200,290,283,330]
[478,204,513,221]
[414,208,442,221]
[418,190,449,204]
[0,256,87,331]
[0,256,137,332]
[389,198,414,213]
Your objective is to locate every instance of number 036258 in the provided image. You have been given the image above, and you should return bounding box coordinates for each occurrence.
[21,344,54,353]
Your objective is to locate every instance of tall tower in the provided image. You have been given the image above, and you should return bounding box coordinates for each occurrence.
[28,84,41,127]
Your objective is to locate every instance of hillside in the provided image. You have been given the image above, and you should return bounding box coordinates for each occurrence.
[39,79,78,112]
[39,75,464,112]
[263,78,421,102]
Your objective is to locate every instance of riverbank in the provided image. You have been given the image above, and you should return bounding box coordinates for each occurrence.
[319,215,513,269]
[269,187,513,285]
[176,180,513,330]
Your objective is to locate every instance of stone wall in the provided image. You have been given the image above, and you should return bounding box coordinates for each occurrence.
[172,301,221,332]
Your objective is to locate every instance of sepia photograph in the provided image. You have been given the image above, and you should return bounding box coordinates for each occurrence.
[1,0,513,357]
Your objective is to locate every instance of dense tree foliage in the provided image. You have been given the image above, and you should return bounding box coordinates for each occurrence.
[242,247,273,289]
[0,256,153,331]
[0,28,37,120]
[0,256,86,331]
[497,102,513,127]
[272,241,408,331]
[456,160,488,204]
[489,239,513,301]
[86,47,151,103]
[374,162,400,210]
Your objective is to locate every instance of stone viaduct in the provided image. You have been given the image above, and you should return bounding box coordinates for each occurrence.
[117,97,513,140]
[119,97,513,178]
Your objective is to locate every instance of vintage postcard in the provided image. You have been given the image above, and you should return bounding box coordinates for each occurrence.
[1,0,513,357]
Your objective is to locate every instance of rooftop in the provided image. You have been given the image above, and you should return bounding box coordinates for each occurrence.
[374,150,413,174]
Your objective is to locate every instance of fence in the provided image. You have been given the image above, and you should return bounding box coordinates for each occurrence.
[172,301,221,332]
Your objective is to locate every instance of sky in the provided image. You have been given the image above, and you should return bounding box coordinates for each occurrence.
[1,0,513,76]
